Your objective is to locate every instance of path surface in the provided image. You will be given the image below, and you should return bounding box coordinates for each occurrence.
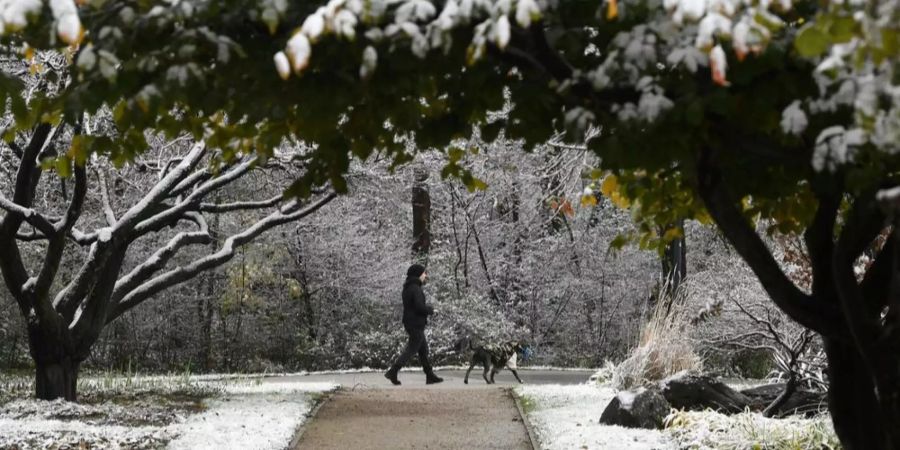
[271,368,593,389]
[293,388,531,449]
[286,369,592,450]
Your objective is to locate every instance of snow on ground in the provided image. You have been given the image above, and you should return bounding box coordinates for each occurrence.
[0,377,337,450]
[168,381,336,450]
[516,382,839,450]
[665,409,839,450]
[516,384,671,450]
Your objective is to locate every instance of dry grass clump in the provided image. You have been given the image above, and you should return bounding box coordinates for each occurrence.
[613,292,702,389]
[665,409,840,450]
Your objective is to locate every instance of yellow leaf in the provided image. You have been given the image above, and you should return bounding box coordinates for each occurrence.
[662,227,683,241]
[581,194,598,207]
[610,192,631,209]
[600,175,618,196]
[607,0,618,20]
[695,209,713,225]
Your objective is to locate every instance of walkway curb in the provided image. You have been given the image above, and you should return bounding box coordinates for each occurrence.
[509,388,541,450]
[287,389,334,449]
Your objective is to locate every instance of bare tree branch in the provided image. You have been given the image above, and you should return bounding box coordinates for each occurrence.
[114,142,207,235]
[110,211,212,306]
[107,192,337,322]
[0,123,52,309]
[198,195,283,213]
[132,156,255,236]
[96,167,116,226]
[0,194,56,236]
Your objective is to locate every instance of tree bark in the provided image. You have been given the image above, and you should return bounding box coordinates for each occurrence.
[823,337,897,449]
[28,326,80,401]
[660,219,687,300]
[35,359,79,401]
[411,167,431,261]
[696,149,900,449]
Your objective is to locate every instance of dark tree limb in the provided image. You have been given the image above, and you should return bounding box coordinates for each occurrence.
[804,185,840,303]
[696,148,841,337]
[832,192,887,381]
[0,123,52,310]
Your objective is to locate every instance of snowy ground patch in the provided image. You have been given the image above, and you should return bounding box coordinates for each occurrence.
[516,384,671,450]
[665,409,839,450]
[515,382,839,450]
[168,381,336,450]
[0,375,336,450]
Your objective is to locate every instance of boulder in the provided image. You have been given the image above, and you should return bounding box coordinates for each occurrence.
[659,374,751,414]
[599,387,671,429]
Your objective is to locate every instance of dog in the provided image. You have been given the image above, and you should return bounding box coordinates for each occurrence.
[456,338,528,384]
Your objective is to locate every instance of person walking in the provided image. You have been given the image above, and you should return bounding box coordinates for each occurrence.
[384,264,443,385]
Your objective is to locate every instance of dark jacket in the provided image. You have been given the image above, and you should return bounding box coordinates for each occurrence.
[402,277,433,329]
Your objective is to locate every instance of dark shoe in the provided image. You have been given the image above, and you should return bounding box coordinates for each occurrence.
[385,369,401,386]
[425,374,444,384]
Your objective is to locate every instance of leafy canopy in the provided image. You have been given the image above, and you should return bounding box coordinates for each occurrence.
[1,0,899,235]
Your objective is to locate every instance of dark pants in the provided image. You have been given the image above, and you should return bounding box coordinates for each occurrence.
[390,325,432,372]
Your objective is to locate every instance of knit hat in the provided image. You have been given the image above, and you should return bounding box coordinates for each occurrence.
[406,264,426,278]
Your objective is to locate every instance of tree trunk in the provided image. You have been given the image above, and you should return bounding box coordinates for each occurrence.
[35,358,79,401]
[198,198,221,371]
[824,337,899,449]
[411,167,431,261]
[660,220,687,303]
[27,313,82,401]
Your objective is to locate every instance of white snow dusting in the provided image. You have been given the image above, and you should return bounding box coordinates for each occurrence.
[516,384,671,450]
[0,377,336,450]
[168,381,335,450]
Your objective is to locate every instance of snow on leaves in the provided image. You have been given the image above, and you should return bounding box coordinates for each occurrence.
[275,0,547,79]
[812,126,867,172]
[1,0,82,44]
[780,101,809,136]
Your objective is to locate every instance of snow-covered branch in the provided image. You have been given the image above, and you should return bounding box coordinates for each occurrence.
[114,142,207,234]
[132,156,255,236]
[198,195,283,213]
[110,212,213,306]
[0,194,56,236]
[96,167,117,226]
[107,192,337,323]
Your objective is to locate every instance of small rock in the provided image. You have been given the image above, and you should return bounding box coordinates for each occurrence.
[599,387,670,430]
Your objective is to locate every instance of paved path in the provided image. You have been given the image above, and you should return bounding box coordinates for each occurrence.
[287,369,592,449]
[272,368,593,389]
[293,388,531,449]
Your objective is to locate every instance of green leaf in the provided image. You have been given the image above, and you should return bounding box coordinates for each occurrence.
[883,29,899,56]
[55,156,72,178]
[685,101,704,126]
[466,176,488,192]
[447,147,465,163]
[828,16,858,44]
[609,234,630,251]
[795,25,830,58]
